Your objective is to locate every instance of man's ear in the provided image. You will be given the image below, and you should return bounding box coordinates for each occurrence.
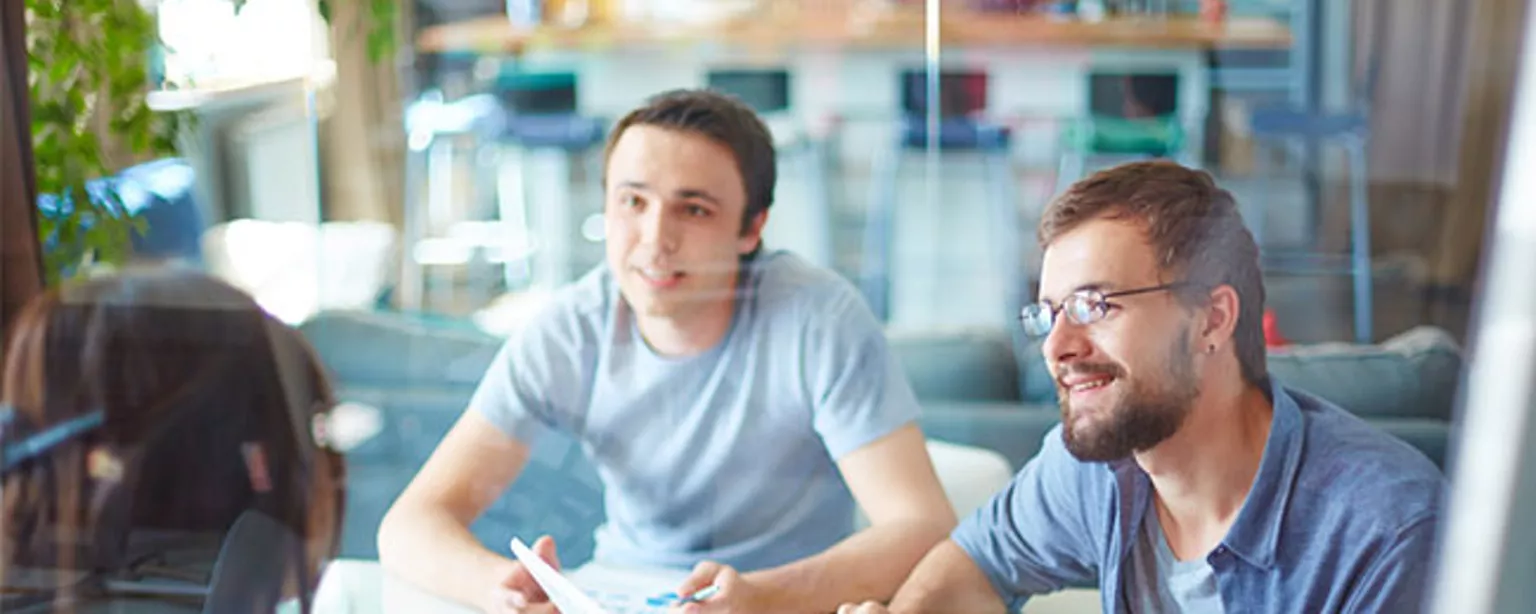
[738,210,769,255]
[1202,284,1241,350]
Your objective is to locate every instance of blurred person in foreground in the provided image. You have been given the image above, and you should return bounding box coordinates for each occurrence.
[0,269,345,613]
[378,88,956,614]
[839,161,1445,614]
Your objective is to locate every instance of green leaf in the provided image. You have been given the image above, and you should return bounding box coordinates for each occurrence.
[26,0,171,283]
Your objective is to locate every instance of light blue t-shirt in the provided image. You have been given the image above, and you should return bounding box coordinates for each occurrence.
[468,251,921,572]
[1124,507,1224,614]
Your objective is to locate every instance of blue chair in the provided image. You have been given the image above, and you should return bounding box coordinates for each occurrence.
[1246,34,1382,344]
[708,68,836,269]
[491,71,607,293]
[1054,71,1195,195]
[860,70,1026,332]
[36,158,207,280]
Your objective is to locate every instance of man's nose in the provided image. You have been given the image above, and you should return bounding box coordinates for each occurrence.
[1041,315,1092,366]
[639,205,680,253]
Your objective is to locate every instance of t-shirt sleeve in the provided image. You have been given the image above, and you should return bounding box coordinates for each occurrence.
[466,302,591,445]
[950,426,1101,611]
[802,283,923,460]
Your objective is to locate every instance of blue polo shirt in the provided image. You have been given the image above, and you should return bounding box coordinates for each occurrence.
[952,380,1445,613]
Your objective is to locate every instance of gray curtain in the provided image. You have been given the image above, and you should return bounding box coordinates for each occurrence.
[1431,0,1528,300]
[1355,0,1472,186]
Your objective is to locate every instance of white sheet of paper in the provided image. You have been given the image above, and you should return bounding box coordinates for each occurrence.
[509,538,613,614]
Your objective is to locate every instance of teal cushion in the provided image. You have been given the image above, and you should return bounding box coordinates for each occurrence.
[298,310,501,388]
[1020,326,1463,422]
[889,328,1021,402]
[1062,115,1184,156]
[1267,326,1463,421]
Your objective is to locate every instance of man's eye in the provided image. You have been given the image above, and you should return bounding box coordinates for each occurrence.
[685,205,711,218]
[621,194,642,208]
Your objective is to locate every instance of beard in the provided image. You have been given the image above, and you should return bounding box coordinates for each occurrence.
[1058,326,1201,462]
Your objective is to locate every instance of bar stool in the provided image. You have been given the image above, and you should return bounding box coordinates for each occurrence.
[491,71,607,293]
[1245,25,1384,344]
[1054,71,1195,196]
[707,68,835,269]
[400,90,505,312]
[860,70,1026,332]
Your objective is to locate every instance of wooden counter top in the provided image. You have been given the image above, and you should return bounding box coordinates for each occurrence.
[416,9,1292,55]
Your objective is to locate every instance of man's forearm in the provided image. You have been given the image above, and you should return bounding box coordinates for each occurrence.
[886,540,1009,614]
[744,518,952,613]
[377,504,516,609]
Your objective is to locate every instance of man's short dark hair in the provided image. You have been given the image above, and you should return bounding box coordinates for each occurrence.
[602,89,777,237]
[1039,160,1269,390]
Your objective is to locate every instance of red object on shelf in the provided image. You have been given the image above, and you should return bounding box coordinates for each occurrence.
[1200,0,1228,24]
[1263,309,1290,348]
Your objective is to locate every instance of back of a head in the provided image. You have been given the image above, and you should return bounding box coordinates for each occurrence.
[1039,160,1269,389]
[0,268,343,611]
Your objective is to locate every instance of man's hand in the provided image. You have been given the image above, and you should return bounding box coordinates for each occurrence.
[485,536,560,614]
[836,603,890,614]
[668,561,775,614]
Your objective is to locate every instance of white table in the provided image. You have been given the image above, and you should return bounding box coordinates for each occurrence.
[311,559,1101,614]
[311,559,687,613]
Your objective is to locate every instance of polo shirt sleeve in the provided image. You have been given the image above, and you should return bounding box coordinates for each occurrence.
[1339,512,1439,614]
[950,425,1102,611]
[802,283,922,460]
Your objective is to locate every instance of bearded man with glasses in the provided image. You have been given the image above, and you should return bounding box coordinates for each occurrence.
[839,161,1446,614]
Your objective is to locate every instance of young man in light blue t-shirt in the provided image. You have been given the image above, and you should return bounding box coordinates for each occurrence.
[378,89,957,614]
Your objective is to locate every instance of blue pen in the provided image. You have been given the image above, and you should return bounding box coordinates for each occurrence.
[676,585,721,604]
[645,584,722,607]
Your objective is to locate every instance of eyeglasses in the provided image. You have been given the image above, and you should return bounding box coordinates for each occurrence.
[1020,282,1193,338]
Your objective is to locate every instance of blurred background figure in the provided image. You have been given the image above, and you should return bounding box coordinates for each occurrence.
[0,269,346,613]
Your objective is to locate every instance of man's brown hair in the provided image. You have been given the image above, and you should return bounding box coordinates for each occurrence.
[1040,160,1269,389]
[601,88,777,240]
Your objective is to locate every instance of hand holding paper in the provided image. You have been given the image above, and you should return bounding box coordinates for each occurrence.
[494,536,561,614]
[510,537,612,614]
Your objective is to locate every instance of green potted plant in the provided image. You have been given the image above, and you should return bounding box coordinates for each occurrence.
[26,0,181,284]
[25,0,398,285]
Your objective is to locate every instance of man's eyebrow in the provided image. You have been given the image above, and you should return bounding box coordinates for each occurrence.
[673,189,721,205]
[1038,281,1116,304]
[613,181,721,205]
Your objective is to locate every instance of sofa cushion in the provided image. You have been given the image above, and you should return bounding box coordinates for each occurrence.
[299,310,501,388]
[888,328,1022,402]
[919,402,1060,471]
[1267,326,1462,421]
[1020,326,1463,421]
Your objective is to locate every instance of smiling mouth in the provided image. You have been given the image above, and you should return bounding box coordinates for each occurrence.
[1068,377,1114,394]
[634,266,684,287]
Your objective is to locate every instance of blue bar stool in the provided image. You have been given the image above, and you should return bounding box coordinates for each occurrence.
[860,70,1025,330]
[707,68,835,269]
[1246,29,1383,344]
[491,71,607,293]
